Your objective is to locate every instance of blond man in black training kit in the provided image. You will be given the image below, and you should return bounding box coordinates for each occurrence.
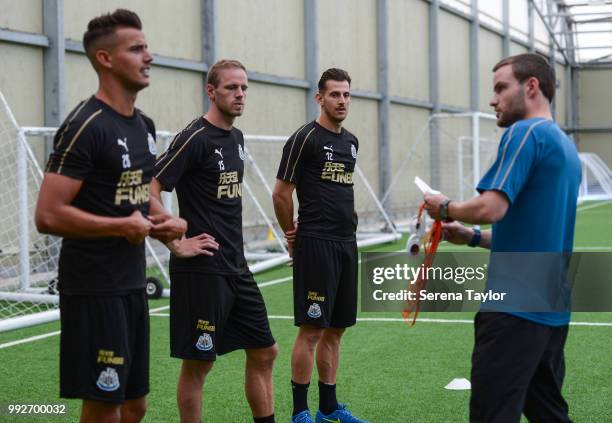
[35,9,186,423]
[151,60,278,423]
[273,69,369,423]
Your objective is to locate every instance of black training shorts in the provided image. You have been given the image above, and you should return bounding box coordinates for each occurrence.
[59,290,149,403]
[169,271,275,360]
[292,235,358,328]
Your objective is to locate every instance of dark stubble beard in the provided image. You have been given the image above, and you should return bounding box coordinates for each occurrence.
[323,104,347,125]
[497,89,527,128]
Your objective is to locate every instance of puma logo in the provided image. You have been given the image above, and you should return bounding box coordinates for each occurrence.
[117,137,129,152]
[323,145,334,152]
[214,148,223,159]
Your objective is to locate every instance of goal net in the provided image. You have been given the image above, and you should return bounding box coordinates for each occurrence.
[381,112,502,230]
[242,135,400,252]
[0,92,63,331]
[578,152,612,203]
[0,93,174,332]
[0,90,398,331]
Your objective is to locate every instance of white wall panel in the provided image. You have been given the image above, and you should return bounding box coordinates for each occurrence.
[0,0,42,33]
[439,11,470,108]
[65,0,202,61]
[65,53,203,133]
[510,42,528,56]
[554,63,566,127]
[578,69,612,127]
[344,99,379,194]
[479,28,503,112]
[237,82,306,135]
[319,0,378,92]
[0,44,44,126]
[388,0,430,101]
[217,0,305,79]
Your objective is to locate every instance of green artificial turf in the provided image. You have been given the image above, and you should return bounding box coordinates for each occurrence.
[0,201,610,422]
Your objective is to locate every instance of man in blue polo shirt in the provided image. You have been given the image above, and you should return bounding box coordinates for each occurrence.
[424,53,580,422]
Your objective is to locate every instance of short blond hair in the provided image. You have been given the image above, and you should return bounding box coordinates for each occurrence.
[206,59,246,87]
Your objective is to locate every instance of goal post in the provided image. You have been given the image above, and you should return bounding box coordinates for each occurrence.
[578,152,612,203]
[0,92,66,332]
[0,89,397,332]
[0,92,180,332]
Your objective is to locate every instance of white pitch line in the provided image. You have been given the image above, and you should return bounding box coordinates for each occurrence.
[150,313,612,327]
[0,283,287,350]
[258,276,293,288]
[577,201,611,213]
[150,305,169,313]
[360,317,475,324]
[256,257,368,289]
[5,259,612,349]
[0,330,61,350]
[358,317,612,326]
[569,321,612,327]
[0,304,173,350]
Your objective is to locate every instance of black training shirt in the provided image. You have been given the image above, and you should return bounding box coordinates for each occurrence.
[45,96,157,294]
[155,117,247,274]
[276,121,358,241]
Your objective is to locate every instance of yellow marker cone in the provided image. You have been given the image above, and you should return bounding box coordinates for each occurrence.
[267,229,276,241]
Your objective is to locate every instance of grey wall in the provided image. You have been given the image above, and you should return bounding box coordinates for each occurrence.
[576,68,612,165]
[2,0,596,218]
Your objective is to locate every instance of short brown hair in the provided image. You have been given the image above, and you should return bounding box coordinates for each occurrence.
[206,60,246,87]
[318,68,351,92]
[83,9,142,55]
[493,54,556,103]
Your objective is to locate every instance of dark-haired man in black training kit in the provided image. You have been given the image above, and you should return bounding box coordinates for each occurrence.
[151,59,278,423]
[273,68,368,423]
[35,9,186,423]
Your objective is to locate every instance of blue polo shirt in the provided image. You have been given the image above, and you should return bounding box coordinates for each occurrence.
[477,117,581,326]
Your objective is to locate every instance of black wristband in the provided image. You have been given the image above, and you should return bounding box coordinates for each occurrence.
[468,227,481,247]
[439,200,453,222]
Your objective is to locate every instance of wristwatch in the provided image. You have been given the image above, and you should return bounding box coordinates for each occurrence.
[468,227,481,247]
[439,200,453,222]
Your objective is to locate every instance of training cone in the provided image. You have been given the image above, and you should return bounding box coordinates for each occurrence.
[266,228,275,241]
[444,378,471,390]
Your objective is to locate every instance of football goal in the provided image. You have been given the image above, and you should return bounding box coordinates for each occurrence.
[381,112,501,231]
[0,91,398,332]
[578,152,612,203]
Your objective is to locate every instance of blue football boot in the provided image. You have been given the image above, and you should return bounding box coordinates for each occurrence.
[291,409,315,423]
[315,403,369,423]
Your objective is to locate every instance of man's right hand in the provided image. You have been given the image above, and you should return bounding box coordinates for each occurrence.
[441,221,473,245]
[124,210,153,245]
[169,233,219,258]
[149,214,188,244]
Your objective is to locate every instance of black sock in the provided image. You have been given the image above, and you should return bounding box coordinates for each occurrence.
[291,380,310,415]
[318,380,338,415]
[253,414,275,423]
